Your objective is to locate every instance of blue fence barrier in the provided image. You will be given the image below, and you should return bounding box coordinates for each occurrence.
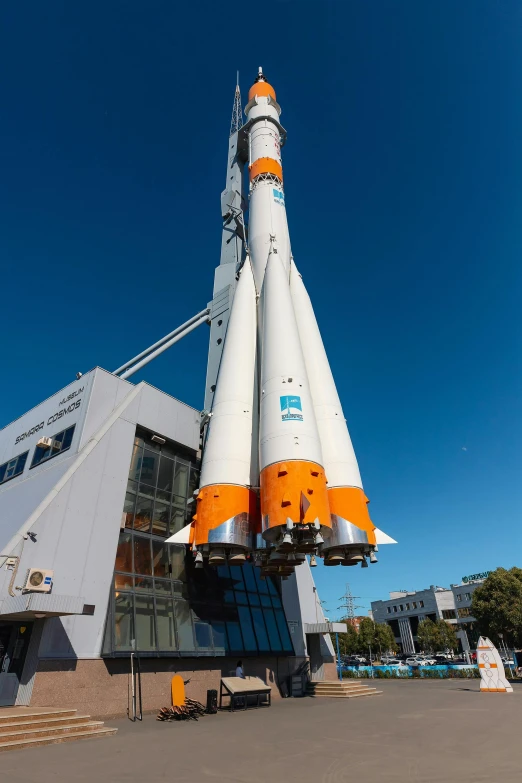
[342,664,478,677]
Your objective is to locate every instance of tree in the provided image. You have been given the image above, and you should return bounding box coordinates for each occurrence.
[471,567,522,647]
[417,618,438,653]
[337,623,359,656]
[435,620,457,652]
[358,617,377,655]
[375,622,398,654]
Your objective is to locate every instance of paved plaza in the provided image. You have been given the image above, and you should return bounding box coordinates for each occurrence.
[3,680,522,783]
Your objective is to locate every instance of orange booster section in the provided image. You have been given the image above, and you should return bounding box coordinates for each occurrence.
[193,485,258,550]
[260,460,331,544]
[327,487,377,546]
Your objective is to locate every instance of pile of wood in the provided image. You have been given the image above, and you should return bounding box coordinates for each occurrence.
[157,698,207,722]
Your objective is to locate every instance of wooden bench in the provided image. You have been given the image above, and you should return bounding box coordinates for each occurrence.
[219,677,271,711]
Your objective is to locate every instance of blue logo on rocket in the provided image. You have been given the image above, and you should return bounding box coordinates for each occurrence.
[272,188,285,204]
[280,395,303,422]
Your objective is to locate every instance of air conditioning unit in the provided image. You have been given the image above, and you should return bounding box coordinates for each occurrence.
[24,569,54,593]
[37,437,53,448]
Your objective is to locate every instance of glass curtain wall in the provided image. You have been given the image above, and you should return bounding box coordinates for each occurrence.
[103,428,294,657]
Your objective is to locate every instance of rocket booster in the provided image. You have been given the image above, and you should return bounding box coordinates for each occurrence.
[167,69,396,577]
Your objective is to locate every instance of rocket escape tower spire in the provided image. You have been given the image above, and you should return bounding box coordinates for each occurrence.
[230,72,242,136]
[166,69,397,579]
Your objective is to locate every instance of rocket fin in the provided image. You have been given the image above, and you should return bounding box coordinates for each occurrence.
[373,527,398,545]
[165,523,194,545]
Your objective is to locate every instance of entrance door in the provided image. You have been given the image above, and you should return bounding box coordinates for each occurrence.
[0,623,33,706]
[307,634,325,681]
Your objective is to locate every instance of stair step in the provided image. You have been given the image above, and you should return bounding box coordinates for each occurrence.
[0,721,105,743]
[307,691,382,698]
[0,709,77,726]
[0,727,118,752]
[0,715,93,732]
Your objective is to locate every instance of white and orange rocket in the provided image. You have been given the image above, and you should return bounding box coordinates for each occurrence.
[167,69,396,577]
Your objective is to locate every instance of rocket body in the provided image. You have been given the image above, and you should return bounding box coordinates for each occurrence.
[167,69,395,575]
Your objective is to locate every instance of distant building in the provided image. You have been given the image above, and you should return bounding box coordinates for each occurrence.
[346,616,367,632]
[450,579,485,652]
[371,586,457,654]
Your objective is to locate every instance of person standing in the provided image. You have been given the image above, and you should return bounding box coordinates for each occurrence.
[235,660,245,678]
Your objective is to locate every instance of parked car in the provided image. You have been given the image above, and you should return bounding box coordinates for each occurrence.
[501,657,515,666]
[383,659,404,666]
[405,657,429,666]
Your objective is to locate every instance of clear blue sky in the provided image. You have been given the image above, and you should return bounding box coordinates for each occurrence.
[1,1,521,616]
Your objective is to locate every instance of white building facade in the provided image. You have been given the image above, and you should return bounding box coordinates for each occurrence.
[371,587,457,654]
[0,369,335,714]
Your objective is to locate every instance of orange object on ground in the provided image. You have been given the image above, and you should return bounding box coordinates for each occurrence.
[171,674,185,707]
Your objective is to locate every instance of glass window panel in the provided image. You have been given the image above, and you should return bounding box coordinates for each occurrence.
[260,594,272,607]
[156,597,177,651]
[16,452,28,474]
[187,467,200,500]
[253,567,269,594]
[133,536,152,575]
[217,564,231,581]
[115,573,133,590]
[134,496,153,533]
[169,546,186,581]
[270,594,282,609]
[229,566,245,591]
[62,426,75,450]
[127,479,138,494]
[152,540,169,578]
[169,508,186,537]
[250,607,270,651]
[135,594,156,651]
[275,609,294,652]
[194,621,212,650]
[237,606,257,651]
[128,444,143,482]
[235,591,248,605]
[171,494,186,510]
[135,576,154,592]
[115,532,133,573]
[266,577,279,596]
[226,621,243,650]
[154,579,173,595]
[157,455,174,493]
[123,492,136,529]
[223,590,235,604]
[174,600,196,652]
[134,434,144,448]
[248,593,261,606]
[139,483,155,500]
[172,580,187,598]
[210,621,227,654]
[156,489,171,504]
[140,449,159,486]
[151,501,169,537]
[0,463,6,483]
[263,608,282,651]
[242,565,258,594]
[173,462,189,497]
[114,593,134,650]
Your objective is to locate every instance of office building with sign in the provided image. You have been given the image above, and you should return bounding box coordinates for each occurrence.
[371,586,458,654]
[0,368,337,713]
[450,577,487,652]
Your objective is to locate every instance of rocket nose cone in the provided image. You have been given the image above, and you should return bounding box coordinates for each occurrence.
[248,71,276,102]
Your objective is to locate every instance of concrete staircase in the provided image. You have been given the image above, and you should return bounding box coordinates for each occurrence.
[0,707,117,752]
[306,680,382,699]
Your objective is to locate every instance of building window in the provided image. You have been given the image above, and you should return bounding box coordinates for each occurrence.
[456,594,462,602]
[399,604,404,611]
[458,607,471,618]
[405,603,410,610]
[393,606,397,613]
[442,609,456,620]
[419,600,424,608]
[30,426,75,468]
[0,451,29,484]
[103,427,294,658]
[464,593,471,601]
[386,607,391,614]
[412,601,417,609]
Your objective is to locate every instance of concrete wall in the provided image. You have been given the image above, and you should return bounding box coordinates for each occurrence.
[30,656,309,718]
